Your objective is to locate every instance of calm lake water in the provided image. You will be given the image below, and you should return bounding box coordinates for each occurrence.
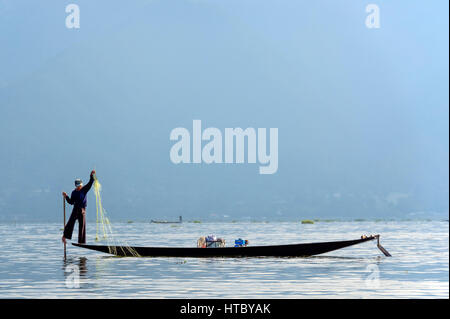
[0,221,448,298]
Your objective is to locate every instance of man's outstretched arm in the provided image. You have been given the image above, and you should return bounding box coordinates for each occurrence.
[82,170,96,193]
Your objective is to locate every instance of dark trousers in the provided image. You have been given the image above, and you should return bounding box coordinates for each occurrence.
[64,207,86,244]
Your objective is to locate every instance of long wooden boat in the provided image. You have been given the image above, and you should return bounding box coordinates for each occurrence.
[150,216,182,224]
[72,235,390,257]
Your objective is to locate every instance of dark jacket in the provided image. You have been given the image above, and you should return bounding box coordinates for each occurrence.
[66,174,95,210]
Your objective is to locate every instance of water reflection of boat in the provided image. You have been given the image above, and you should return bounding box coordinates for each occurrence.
[150,216,182,224]
[72,235,391,258]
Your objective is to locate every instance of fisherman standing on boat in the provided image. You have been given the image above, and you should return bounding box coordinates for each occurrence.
[62,170,95,244]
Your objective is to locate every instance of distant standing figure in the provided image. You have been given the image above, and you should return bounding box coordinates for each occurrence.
[62,170,95,244]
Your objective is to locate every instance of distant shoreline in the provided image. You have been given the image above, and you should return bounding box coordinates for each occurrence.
[0,218,448,224]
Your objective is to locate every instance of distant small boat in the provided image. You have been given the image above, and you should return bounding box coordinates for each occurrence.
[72,235,391,257]
[150,216,182,224]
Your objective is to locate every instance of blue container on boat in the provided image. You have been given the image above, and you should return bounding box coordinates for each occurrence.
[234,238,245,247]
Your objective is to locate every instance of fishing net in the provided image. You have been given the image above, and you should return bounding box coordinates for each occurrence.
[92,175,140,257]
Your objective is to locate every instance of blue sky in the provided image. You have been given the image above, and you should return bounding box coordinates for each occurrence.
[0,0,448,221]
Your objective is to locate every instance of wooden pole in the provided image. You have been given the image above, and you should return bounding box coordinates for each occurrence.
[63,196,66,260]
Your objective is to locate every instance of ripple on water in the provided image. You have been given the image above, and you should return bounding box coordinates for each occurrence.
[0,221,447,298]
